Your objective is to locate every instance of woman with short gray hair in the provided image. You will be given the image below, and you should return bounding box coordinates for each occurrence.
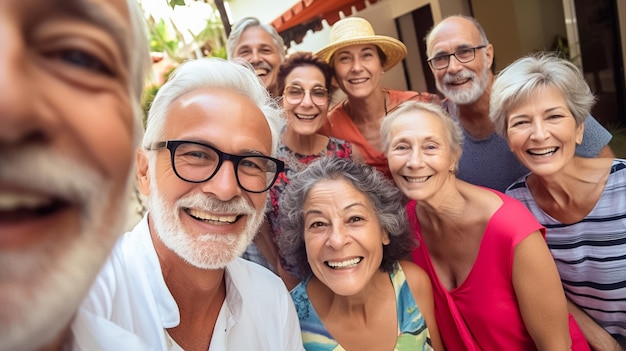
[491,52,626,350]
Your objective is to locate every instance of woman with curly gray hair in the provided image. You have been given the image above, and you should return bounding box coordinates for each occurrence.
[277,157,441,350]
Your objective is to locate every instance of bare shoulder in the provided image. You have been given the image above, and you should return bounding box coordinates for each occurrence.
[459,182,503,213]
[398,260,432,295]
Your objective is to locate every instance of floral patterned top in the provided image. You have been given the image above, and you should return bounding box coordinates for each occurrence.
[268,137,352,260]
[290,263,434,351]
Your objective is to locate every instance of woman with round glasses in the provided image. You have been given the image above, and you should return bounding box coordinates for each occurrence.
[316,17,440,179]
[253,51,354,289]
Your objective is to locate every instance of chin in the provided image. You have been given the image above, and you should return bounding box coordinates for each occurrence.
[0,188,126,350]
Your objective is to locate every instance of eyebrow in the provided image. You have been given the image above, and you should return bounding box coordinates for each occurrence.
[304,202,366,217]
[56,0,130,66]
[432,43,475,56]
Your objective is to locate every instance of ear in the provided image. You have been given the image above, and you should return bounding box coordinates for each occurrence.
[136,149,151,196]
[382,229,391,246]
[485,43,495,71]
[575,120,585,145]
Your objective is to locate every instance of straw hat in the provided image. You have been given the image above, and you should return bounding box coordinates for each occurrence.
[316,17,407,71]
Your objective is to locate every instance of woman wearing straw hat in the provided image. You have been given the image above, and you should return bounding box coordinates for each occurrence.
[316,17,439,179]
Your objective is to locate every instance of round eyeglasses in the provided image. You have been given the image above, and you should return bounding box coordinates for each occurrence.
[147,140,284,193]
[427,45,487,70]
[282,85,329,106]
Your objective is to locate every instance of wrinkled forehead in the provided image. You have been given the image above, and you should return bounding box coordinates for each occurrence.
[428,18,481,53]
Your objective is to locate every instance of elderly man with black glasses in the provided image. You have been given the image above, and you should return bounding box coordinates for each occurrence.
[425,15,613,192]
[74,58,304,351]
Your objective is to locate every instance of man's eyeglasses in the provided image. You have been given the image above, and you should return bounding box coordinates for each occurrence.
[427,45,487,70]
[147,140,284,193]
[282,85,329,106]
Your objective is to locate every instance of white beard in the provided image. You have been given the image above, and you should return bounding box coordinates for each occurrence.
[0,147,128,350]
[437,53,491,105]
[148,176,263,270]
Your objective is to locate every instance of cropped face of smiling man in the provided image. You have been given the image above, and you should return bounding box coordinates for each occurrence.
[0,0,148,349]
[426,16,494,105]
[138,88,274,269]
[232,27,284,97]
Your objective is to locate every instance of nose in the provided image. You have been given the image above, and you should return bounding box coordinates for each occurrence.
[249,49,262,63]
[350,57,363,72]
[325,224,350,249]
[300,91,315,107]
[406,148,424,168]
[0,17,53,145]
[530,119,550,141]
[200,160,243,201]
[446,55,463,74]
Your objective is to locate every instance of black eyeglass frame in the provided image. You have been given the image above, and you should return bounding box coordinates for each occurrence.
[282,85,330,106]
[427,45,487,70]
[147,140,285,193]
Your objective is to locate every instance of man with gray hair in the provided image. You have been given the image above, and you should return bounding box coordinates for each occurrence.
[73,58,303,350]
[227,17,286,98]
[0,0,150,350]
[425,15,613,192]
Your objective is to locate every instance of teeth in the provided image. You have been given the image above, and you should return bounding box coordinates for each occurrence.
[406,176,429,183]
[295,114,316,120]
[528,147,557,156]
[255,68,268,76]
[187,208,237,224]
[0,192,53,210]
[349,78,367,84]
[327,257,362,268]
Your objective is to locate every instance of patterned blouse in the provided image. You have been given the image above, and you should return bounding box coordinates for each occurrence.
[268,137,352,269]
[290,263,434,351]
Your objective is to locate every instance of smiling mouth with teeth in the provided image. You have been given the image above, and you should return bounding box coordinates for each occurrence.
[527,147,558,156]
[255,68,269,77]
[405,175,431,183]
[185,208,240,224]
[326,257,363,269]
[295,114,317,120]
[348,78,368,84]
[0,192,68,221]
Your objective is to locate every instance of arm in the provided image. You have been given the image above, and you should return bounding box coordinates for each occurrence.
[568,299,623,351]
[255,219,301,290]
[401,260,444,351]
[513,231,572,350]
[253,218,280,271]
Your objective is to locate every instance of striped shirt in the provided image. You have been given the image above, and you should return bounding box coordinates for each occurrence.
[506,159,626,339]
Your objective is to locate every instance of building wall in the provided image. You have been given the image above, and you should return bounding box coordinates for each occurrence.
[226,0,462,92]
[227,0,625,100]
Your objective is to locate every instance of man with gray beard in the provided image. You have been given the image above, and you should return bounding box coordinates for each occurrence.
[73,58,303,350]
[425,15,613,191]
[0,0,150,350]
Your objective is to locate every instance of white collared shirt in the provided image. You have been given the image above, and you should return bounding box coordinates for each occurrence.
[71,215,303,351]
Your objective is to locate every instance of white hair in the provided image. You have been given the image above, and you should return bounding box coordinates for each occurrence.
[142,58,283,156]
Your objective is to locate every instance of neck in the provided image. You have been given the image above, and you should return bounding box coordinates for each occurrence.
[345,89,387,123]
[454,75,494,139]
[313,269,390,315]
[281,128,327,155]
[149,226,227,312]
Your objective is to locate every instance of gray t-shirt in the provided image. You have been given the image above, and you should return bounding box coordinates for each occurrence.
[446,102,612,191]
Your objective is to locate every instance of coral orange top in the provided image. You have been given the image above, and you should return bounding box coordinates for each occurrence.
[319,89,440,178]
